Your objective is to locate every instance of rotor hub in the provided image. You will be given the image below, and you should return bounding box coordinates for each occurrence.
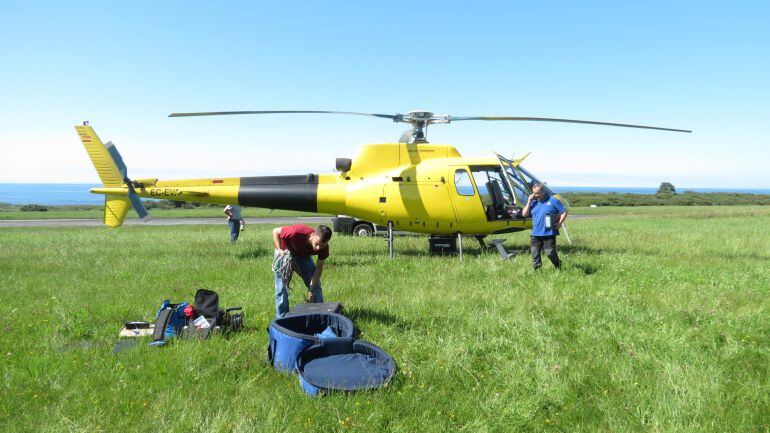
[393,111,451,143]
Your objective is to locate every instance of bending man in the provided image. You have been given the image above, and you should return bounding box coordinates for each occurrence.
[272,224,332,317]
[522,183,568,269]
[224,204,244,243]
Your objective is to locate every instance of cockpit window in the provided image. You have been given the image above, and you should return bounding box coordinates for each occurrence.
[454,169,475,196]
[471,167,513,207]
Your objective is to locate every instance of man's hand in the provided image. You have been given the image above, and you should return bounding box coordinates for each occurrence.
[556,212,567,230]
[522,194,534,218]
[277,249,286,257]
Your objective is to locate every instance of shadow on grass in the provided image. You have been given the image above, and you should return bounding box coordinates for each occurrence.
[394,247,492,258]
[558,244,604,255]
[343,307,405,327]
[237,247,272,260]
[570,262,600,275]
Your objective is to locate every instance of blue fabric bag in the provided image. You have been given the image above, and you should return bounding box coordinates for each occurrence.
[267,313,354,373]
[297,337,396,396]
[155,300,189,339]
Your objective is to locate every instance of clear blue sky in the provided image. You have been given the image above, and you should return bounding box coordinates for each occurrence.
[1,1,768,187]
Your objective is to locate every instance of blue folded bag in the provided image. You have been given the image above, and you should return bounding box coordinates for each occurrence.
[296,337,396,396]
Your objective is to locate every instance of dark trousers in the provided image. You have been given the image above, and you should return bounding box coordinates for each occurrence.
[228,219,241,242]
[531,235,560,269]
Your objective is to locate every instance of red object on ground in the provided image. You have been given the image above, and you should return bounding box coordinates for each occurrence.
[183,304,196,318]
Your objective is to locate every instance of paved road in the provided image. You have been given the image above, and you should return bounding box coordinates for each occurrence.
[0,216,334,228]
[0,214,596,228]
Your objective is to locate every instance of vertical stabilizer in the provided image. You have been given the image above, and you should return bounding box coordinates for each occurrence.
[75,123,149,227]
[75,124,124,187]
[104,195,131,228]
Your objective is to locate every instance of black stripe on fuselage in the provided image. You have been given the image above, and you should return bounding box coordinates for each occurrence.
[238,174,319,212]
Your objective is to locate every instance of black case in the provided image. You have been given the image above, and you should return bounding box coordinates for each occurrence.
[289,302,344,315]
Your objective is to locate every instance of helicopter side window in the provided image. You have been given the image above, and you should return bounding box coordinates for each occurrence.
[454,169,475,196]
[471,170,492,207]
[472,169,512,204]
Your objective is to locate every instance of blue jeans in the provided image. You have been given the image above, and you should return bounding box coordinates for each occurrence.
[274,252,324,317]
[228,219,241,242]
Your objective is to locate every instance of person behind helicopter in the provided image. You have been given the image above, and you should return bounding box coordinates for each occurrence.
[224,204,244,243]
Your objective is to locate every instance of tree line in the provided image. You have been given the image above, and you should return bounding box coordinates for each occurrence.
[561,191,770,207]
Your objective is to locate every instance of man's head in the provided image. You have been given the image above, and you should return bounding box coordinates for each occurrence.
[532,182,548,202]
[308,225,332,252]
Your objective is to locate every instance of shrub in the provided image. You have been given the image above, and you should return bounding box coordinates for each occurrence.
[657,182,676,194]
[562,192,770,207]
[19,204,49,212]
[141,199,217,210]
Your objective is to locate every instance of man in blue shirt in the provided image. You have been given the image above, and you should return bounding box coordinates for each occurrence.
[522,183,568,269]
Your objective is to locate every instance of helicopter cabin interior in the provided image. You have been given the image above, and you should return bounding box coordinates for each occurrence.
[453,155,554,223]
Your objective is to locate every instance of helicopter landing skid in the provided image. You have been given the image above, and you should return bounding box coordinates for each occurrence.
[489,239,526,260]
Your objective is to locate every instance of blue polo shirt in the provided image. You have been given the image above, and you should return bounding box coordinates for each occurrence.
[530,195,566,237]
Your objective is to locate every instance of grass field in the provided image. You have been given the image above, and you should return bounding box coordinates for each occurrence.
[1,206,768,432]
[3,203,764,220]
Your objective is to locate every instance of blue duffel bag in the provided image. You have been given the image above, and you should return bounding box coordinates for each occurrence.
[267,313,354,373]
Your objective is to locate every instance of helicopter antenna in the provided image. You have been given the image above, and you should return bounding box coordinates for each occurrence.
[169,110,691,143]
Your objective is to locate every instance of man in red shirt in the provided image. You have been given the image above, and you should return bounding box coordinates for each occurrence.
[272,224,332,317]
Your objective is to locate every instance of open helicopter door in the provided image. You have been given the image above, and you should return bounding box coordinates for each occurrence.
[495,152,532,205]
[497,153,573,245]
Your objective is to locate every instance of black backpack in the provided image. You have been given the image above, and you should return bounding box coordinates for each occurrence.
[195,289,244,332]
[195,289,224,324]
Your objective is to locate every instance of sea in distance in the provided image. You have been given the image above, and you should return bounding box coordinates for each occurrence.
[1,183,769,206]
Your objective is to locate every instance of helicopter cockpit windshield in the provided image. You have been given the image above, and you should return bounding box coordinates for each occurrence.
[517,166,555,196]
[496,153,556,200]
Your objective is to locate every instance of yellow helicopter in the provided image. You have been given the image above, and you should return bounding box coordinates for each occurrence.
[75,110,689,255]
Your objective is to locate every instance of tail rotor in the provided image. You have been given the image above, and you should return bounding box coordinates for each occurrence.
[75,123,151,227]
[105,141,151,222]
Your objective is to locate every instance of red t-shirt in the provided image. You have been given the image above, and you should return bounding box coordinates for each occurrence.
[279,224,329,260]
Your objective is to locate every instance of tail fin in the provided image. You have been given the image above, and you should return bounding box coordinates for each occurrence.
[75,123,147,228]
[75,124,124,187]
[104,194,131,228]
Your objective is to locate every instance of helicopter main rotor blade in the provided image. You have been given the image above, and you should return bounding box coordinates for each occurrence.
[169,110,398,120]
[450,116,691,133]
